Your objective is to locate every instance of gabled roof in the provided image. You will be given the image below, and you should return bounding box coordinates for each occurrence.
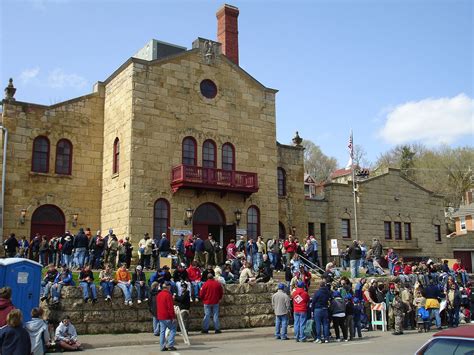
[330,168,352,179]
[452,203,474,218]
[304,173,316,184]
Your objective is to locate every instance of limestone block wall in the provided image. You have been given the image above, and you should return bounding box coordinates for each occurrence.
[277,143,306,238]
[101,64,135,237]
[42,283,277,334]
[0,94,104,237]
[124,52,279,242]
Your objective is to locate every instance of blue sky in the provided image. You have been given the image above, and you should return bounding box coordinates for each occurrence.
[1,0,472,166]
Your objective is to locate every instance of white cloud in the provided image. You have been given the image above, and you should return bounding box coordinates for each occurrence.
[378,94,474,145]
[19,67,40,84]
[47,68,87,89]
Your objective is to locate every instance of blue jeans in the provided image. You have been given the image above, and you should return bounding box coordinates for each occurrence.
[268,252,277,268]
[429,308,441,328]
[79,281,97,300]
[75,247,87,268]
[159,319,176,350]
[353,318,362,337]
[314,308,330,341]
[275,314,288,339]
[191,281,201,299]
[39,251,48,266]
[42,281,53,298]
[350,259,359,279]
[448,307,460,327]
[367,260,375,275]
[203,304,220,331]
[293,312,307,341]
[100,281,114,298]
[51,283,65,300]
[117,283,132,302]
[62,254,72,268]
[135,283,149,300]
[153,316,160,336]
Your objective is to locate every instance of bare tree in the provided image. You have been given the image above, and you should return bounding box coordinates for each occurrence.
[301,139,338,182]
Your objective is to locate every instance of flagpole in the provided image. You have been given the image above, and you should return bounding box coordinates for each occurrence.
[350,130,359,241]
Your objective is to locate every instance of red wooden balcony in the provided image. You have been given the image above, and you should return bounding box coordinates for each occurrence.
[171,165,259,194]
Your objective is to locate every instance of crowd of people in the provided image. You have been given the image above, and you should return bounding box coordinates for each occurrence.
[1,229,473,352]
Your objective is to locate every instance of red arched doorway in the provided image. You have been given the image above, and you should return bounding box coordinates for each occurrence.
[31,204,65,241]
[193,203,233,247]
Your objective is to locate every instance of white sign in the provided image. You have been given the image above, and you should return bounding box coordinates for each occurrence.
[17,272,28,284]
[172,229,192,236]
[331,248,339,256]
[330,239,338,248]
[236,229,247,236]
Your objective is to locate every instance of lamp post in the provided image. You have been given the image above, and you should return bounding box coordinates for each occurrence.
[234,209,242,225]
[185,208,194,225]
[19,209,26,224]
[72,213,78,227]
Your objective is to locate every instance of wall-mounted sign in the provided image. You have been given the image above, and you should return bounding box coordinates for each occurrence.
[330,239,338,248]
[172,229,192,236]
[236,229,247,236]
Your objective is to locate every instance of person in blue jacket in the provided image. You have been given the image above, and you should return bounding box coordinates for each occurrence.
[51,265,74,304]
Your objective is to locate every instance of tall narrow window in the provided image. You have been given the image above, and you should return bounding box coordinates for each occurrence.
[32,136,50,173]
[113,138,120,174]
[384,221,392,239]
[279,222,286,240]
[222,143,235,171]
[460,217,466,231]
[202,140,216,168]
[434,225,441,242]
[182,137,197,166]
[154,199,170,239]
[404,223,412,240]
[341,219,351,238]
[247,206,260,239]
[55,139,73,175]
[394,222,402,240]
[277,168,286,197]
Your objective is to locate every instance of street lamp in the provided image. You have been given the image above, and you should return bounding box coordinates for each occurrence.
[184,208,194,225]
[234,209,242,225]
[19,209,26,224]
[72,213,78,227]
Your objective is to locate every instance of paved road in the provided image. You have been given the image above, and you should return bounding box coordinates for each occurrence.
[83,329,434,355]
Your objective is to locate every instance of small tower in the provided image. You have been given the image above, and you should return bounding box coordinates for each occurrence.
[292,131,303,147]
[4,78,16,101]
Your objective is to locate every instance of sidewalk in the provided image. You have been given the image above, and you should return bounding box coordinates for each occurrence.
[80,326,276,349]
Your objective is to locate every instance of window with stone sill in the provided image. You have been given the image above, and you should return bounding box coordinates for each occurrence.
[434,224,441,242]
[384,221,392,239]
[404,223,412,240]
[394,222,402,240]
[460,216,466,231]
[32,136,50,173]
[341,219,351,239]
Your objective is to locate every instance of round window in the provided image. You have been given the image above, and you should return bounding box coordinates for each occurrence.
[200,79,218,99]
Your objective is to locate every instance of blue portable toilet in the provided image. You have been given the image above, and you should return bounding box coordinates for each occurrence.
[0,258,42,322]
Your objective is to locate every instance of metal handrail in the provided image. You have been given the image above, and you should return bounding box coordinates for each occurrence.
[297,253,326,275]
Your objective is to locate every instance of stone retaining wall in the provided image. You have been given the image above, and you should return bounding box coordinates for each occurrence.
[42,282,278,334]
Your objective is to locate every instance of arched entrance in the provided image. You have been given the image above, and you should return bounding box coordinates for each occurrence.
[31,204,65,241]
[193,203,230,247]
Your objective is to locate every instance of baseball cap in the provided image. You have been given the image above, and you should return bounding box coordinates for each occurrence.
[278,283,285,290]
[297,281,305,288]
[136,265,142,271]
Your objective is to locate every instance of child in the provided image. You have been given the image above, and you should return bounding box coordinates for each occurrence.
[345,294,355,340]
[353,297,363,338]
[413,290,429,332]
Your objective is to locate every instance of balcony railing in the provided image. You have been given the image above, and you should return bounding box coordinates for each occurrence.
[171,165,259,194]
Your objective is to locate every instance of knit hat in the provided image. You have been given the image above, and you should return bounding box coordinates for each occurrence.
[278,283,286,290]
[297,281,305,288]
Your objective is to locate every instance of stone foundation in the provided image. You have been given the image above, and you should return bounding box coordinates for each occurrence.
[42,282,277,334]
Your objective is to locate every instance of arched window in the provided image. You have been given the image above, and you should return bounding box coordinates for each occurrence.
[202,139,217,168]
[222,143,235,171]
[32,136,50,173]
[182,137,197,166]
[277,167,286,197]
[55,139,73,175]
[247,206,260,239]
[113,138,120,174]
[154,199,170,239]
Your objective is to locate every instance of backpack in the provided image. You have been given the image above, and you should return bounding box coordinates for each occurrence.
[304,319,316,340]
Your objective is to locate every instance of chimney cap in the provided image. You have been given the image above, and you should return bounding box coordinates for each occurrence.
[217,4,239,15]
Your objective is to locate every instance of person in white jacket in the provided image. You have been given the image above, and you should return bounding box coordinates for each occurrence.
[55,315,82,351]
[25,307,50,355]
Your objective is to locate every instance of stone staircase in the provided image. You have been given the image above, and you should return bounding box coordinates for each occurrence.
[271,272,321,295]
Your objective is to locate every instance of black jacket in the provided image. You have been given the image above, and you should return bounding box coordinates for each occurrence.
[175,290,191,310]
[73,231,89,249]
[148,288,161,317]
[0,326,32,355]
[173,269,189,282]
[132,271,147,285]
[348,245,362,260]
[3,236,18,253]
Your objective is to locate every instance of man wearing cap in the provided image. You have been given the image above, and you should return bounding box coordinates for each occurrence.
[175,233,185,265]
[292,280,310,342]
[193,235,206,267]
[311,281,331,343]
[271,283,290,340]
[199,274,224,334]
[156,281,177,351]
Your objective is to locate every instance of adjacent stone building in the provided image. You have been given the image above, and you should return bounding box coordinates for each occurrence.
[0,5,470,267]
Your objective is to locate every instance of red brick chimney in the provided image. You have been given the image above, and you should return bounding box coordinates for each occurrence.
[216,4,239,65]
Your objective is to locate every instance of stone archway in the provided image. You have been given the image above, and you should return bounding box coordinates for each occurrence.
[31,204,65,240]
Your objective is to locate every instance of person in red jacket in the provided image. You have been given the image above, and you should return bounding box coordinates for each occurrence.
[199,274,224,334]
[291,281,310,342]
[283,235,297,266]
[187,261,202,302]
[0,287,15,328]
[156,281,177,351]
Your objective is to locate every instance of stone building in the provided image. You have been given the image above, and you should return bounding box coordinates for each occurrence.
[0,4,470,267]
[0,5,305,250]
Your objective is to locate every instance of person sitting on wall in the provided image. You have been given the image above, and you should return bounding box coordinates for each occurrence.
[51,265,74,305]
[41,264,58,302]
[78,264,98,304]
[99,263,115,302]
[0,287,16,328]
[132,265,149,304]
[187,261,202,302]
[115,263,133,306]
[55,315,82,351]
[239,262,256,285]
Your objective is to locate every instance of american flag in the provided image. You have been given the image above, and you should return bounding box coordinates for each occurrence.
[348,130,353,159]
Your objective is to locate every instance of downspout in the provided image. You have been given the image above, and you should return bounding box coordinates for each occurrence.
[0,125,7,243]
